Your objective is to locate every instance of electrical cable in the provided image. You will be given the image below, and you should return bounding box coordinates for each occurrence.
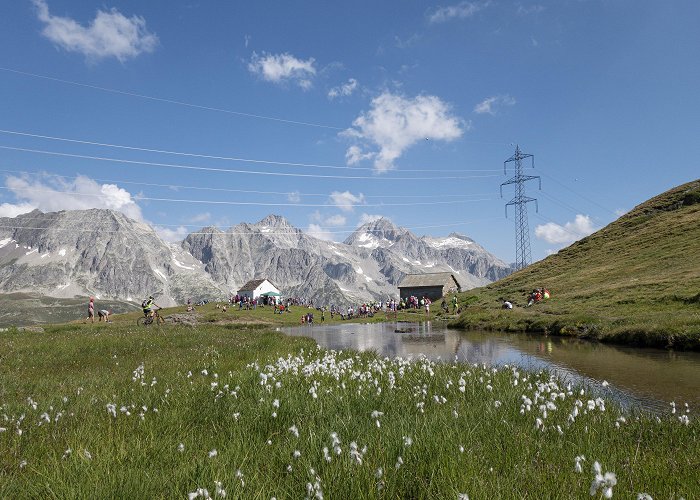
[0,67,343,130]
[0,129,502,173]
[0,186,494,207]
[0,167,498,199]
[0,145,502,181]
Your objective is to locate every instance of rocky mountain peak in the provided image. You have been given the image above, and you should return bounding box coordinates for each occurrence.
[256,214,293,228]
[343,217,410,249]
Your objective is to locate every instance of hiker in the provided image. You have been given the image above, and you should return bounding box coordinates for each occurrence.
[97,308,111,322]
[86,297,95,323]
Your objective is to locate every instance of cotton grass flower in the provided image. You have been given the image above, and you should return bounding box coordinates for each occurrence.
[208,449,218,458]
[636,494,652,500]
[590,461,617,498]
[574,455,586,473]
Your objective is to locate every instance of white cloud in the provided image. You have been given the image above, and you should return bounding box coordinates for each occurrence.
[154,225,188,243]
[306,223,334,241]
[345,145,374,165]
[248,52,316,90]
[614,208,628,217]
[358,213,387,226]
[324,214,347,226]
[287,191,301,203]
[343,92,464,173]
[535,214,596,245]
[5,174,143,221]
[0,202,36,218]
[474,94,516,115]
[328,78,359,99]
[428,1,490,24]
[329,191,365,212]
[32,0,158,62]
[187,212,211,224]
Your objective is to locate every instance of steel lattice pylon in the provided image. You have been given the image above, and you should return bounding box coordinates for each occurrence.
[500,145,541,270]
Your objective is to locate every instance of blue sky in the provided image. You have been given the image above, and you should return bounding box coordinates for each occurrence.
[0,0,698,263]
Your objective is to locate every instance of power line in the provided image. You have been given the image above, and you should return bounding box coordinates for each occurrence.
[0,67,343,131]
[0,186,494,208]
[0,216,502,236]
[0,145,502,181]
[0,168,498,199]
[539,172,616,216]
[0,129,502,174]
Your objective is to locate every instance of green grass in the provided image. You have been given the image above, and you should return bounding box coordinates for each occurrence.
[0,321,697,498]
[450,179,700,350]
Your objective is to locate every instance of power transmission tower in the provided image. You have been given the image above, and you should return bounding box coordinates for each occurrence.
[500,145,541,270]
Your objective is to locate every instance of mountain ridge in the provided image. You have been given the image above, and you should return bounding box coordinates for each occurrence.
[0,209,512,317]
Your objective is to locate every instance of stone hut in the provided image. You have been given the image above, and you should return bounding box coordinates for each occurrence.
[397,272,461,301]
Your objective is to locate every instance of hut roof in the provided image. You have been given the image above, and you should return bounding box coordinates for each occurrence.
[397,272,461,289]
[238,278,278,292]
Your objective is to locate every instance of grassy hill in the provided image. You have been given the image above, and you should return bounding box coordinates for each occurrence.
[450,179,700,350]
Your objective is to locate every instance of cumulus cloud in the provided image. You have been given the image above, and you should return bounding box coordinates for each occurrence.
[328,78,359,99]
[32,0,158,62]
[324,214,347,226]
[248,51,316,90]
[474,94,516,115]
[4,174,143,221]
[154,225,188,243]
[329,191,365,212]
[187,212,211,224]
[0,202,36,218]
[306,223,334,241]
[535,214,596,245]
[343,92,464,173]
[358,213,387,226]
[345,145,374,165]
[428,1,490,24]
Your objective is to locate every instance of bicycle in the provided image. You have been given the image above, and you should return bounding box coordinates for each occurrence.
[137,310,165,326]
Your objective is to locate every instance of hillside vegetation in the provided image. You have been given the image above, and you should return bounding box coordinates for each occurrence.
[450,179,700,350]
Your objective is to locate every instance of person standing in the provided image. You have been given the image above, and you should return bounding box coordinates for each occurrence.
[86,297,95,323]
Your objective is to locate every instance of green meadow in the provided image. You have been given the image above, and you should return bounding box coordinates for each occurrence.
[0,318,697,498]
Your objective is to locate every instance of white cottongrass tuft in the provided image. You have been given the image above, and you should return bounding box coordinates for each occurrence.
[575,455,586,473]
[208,449,218,458]
[289,424,299,438]
[590,461,617,498]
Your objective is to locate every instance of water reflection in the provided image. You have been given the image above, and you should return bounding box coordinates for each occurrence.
[281,322,700,414]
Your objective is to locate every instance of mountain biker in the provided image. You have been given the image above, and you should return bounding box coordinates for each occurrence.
[142,296,160,319]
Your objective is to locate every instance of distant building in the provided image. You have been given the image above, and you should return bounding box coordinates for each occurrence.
[237,278,281,301]
[397,272,461,301]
